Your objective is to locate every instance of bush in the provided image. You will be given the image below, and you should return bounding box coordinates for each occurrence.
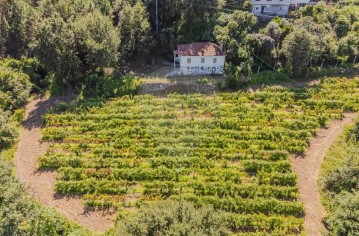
[323,162,359,194]
[249,67,292,85]
[0,158,87,235]
[0,58,45,90]
[0,66,32,111]
[115,200,230,236]
[0,110,18,149]
[47,73,66,97]
[196,78,209,85]
[82,74,142,98]
[326,191,359,236]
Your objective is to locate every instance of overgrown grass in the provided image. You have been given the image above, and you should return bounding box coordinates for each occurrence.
[319,125,356,185]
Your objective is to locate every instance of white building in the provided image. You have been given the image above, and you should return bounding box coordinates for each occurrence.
[174,42,226,76]
[251,0,321,17]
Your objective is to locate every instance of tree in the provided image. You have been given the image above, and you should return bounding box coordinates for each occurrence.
[116,200,230,236]
[297,1,329,24]
[33,9,120,89]
[118,0,151,59]
[74,10,120,70]
[214,11,257,74]
[282,28,317,77]
[0,66,32,111]
[32,13,81,88]
[0,0,35,58]
[265,22,282,44]
[292,16,337,63]
[248,34,276,70]
[338,32,359,63]
[334,15,351,38]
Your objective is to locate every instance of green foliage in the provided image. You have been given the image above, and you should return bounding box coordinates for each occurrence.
[321,121,359,235]
[0,0,35,57]
[196,78,209,85]
[250,67,292,85]
[47,73,67,97]
[0,110,18,149]
[118,1,151,59]
[32,13,81,86]
[326,191,359,236]
[214,10,257,74]
[0,58,44,90]
[282,28,317,77]
[0,157,88,236]
[74,10,120,69]
[0,66,32,111]
[324,162,359,193]
[32,6,120,88]
[115,200,230,236]
[82,74,142,98]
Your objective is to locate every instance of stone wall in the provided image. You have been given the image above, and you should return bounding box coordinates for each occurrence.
[179,66,224,76]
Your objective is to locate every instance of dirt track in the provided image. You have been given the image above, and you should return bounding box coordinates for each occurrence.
[291,113,357,236]
[14,97,115,233]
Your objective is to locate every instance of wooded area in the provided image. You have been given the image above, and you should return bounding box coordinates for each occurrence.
[0,0,358,91]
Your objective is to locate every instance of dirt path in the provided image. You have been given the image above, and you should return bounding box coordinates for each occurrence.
[14,97,115,234]
[291,113,357,236]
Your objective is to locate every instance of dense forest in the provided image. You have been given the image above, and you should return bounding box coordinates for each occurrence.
[0,0,358,235]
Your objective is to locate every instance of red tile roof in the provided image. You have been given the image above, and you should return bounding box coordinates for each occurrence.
[176,42,225,56]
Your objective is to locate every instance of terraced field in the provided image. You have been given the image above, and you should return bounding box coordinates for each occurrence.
[40,77,359,235]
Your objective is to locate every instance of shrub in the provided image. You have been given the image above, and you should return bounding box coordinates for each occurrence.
[0,58,45,90]
[0,110,18,149]
[0,158,87,235]
[47,73,66,97]
[323,162,359,194]
[326,191,359,236]
[0,66,32,111]
[115,200,230,236]
[249,67,292,85]
[196,78,209,85]
[82,74,142,98]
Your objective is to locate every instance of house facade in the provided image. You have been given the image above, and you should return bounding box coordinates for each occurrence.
[174,42,226,76]
[251,0,322,17]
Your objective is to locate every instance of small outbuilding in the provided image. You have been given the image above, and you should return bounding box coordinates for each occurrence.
[174,42,226,75]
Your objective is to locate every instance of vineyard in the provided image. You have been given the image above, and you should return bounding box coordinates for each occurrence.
[40,77,359,235]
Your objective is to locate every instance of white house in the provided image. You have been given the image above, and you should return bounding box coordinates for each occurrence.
[251,0,322,17]
[174,42,226,76]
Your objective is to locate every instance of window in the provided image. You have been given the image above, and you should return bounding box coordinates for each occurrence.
[213,58,217,64]
[187,58,191,64]
[201,58,205,63]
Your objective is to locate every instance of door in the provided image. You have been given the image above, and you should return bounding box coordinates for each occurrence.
[261,6,266,14]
